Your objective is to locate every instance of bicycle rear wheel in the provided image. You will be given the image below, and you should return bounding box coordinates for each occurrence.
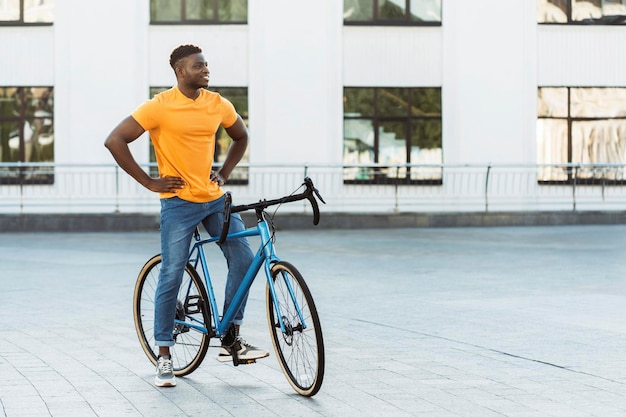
[134,254,211,376]
[266,261,325,396]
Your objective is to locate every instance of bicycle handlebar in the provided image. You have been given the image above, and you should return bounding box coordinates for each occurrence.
[218,177,325,244]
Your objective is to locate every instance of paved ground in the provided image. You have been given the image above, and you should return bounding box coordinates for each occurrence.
[0,225,625,417]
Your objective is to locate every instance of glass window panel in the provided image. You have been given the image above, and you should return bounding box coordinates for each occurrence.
[344,119,375,158]
[151,0,181,22]
[538,0,568,23]
[24,88,53,163]
[377,88,410,116]
[343,119,375,180]
[23,0,53,23]
[0,87,20,115]
[570,88,626,118]
[344,0,374,21]
[344,87,442,183]
[572,119,626,164]
[379,0,407,20]
[0,0,19,21]
[410,88,441,116]
[411,119,441,151]
[210,87,249,176]
[537,118,569,181]
[378,120,407,179]
[410,119,442,179]
[344,88,374,117]
[410,0,441,22]
[603,0,626,15]
[572,0,603,21]
[218,0,247,21]
[538,87,568,118]
[0,120,20,163]
[186,0,212,20]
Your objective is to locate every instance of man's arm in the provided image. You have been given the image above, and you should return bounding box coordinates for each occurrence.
[215,115,249,183]
[104,116,185,193]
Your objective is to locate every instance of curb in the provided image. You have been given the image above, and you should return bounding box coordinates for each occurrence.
[1,211,625,232]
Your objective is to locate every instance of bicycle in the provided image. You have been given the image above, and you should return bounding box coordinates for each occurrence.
[132,177,326,397]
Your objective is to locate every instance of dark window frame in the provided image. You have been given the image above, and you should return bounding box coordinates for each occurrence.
[343,87,443,185]
[344,0,442,27]
[150,0,248,25]
[537,86,626,185]
[0,0,53,26]
[539,0,626,25]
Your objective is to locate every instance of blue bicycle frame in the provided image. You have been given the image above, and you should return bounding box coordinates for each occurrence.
[174,217,306,339]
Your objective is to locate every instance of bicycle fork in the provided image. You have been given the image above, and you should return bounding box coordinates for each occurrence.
[265,262,308,339]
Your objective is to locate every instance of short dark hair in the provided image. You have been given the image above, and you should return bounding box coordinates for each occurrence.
[169,44,202,70]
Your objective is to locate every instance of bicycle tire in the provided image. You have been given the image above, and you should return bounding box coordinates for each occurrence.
[133,254,211,376]
[266,261,325,396]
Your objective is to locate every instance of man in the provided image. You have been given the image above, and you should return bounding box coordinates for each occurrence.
[104,44,268,388]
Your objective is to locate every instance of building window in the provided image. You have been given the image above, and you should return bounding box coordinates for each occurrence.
[539,0,626,24]
[0,0,54,25]
[0,87,54,184]
[343,87,442,184]
[537,87,626,183]
[148,87,249,183]
[150,0,247,24]
[344,0,442,25]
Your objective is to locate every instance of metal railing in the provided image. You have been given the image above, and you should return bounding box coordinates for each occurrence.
[2,162,626,214]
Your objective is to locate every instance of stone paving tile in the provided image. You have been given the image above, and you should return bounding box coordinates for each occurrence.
[1,226,626,416]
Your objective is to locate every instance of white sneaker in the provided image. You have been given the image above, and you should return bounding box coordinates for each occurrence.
[155,356,176,387]
[218,337,269,363]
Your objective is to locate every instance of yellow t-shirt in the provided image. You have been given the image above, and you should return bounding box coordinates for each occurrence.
[132,87,238,203]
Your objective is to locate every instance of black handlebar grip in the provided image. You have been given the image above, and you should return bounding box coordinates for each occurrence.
[308,195,320,225]
[219,192,232,244]
[303,176,325,225]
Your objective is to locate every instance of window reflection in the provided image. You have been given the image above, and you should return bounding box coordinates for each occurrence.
[343,87,442,183]
[0,87,54,184]
[379,0,407,21]
[0,87,54,164]
[151,0,182,21]
[0,0,21,21]
[537,87,626,183]
[344,0,441,24]
[343,119,375,180]
[0,0,53,23]
[572,0,626,22]
[539,0,626,23]
[344,0,374,21]
[151,0,247,23]
[24,0,54,23]
[538,87,568,118]
[538,0,568,23]
[217,0,247,21]
[570,87,626,118]
[410,0,441,21]
[537,119,569,180]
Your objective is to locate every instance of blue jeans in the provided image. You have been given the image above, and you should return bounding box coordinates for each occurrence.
[154,195,254,347]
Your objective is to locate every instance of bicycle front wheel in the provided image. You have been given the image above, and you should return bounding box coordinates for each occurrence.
[133,254,211,376]
[266,261,325,397]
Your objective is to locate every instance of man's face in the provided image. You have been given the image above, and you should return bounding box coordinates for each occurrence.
[180,53,210,89]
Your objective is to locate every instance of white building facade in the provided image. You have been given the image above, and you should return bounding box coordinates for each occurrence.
[1,0,626,214]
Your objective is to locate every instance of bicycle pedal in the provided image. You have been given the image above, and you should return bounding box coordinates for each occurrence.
[237,358,257,365]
